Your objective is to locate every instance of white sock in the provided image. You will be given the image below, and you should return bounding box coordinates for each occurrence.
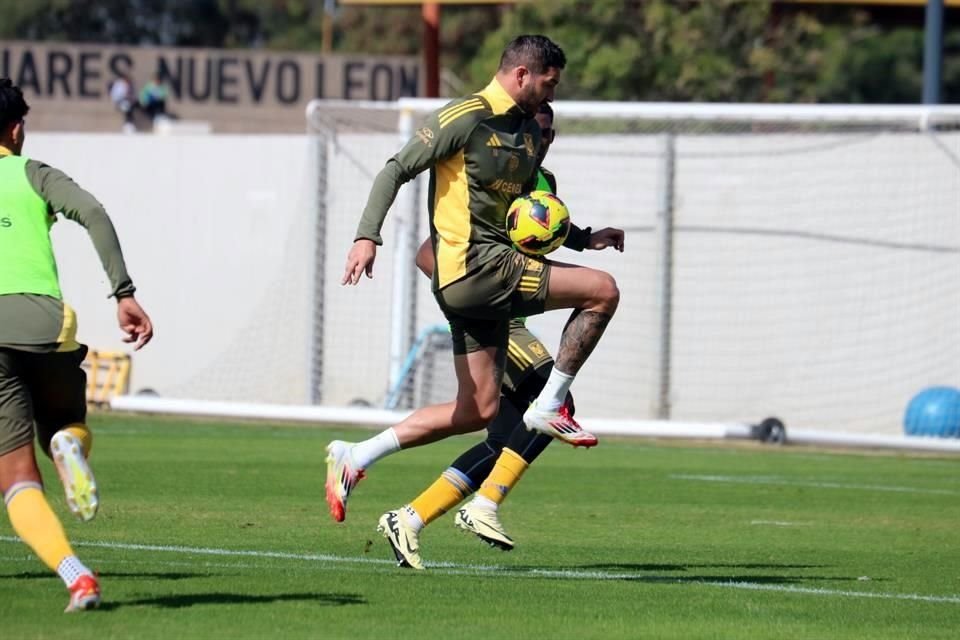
[350,428,401,469]
[402,504,425,533]
[57,555,93,588]
[470,494,498,512]
[535,367,575,412]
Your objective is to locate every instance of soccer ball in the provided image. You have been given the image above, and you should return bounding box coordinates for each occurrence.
[506,190,571,256]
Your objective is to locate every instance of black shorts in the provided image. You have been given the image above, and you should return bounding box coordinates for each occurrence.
[0,346,88,456]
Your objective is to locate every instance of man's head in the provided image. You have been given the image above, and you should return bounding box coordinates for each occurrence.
[496,35,566,115]
[0,78,29,155]
[535,102,555,164]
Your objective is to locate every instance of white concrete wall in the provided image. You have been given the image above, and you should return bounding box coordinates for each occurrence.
[31,134,316,404]
[28,130,960,434]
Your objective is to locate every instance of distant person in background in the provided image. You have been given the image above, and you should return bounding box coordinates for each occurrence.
[139,73,169,125]
[108,73,137,133]
[0,78,154,612]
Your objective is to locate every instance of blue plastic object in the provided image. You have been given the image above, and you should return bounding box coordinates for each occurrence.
[903,386,960,438]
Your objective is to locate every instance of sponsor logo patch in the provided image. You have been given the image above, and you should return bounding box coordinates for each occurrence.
[416,127,434,146]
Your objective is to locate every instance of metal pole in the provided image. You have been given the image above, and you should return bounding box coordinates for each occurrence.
[653,133,675,420]
[923,0,944,104]
[322,0,335,54]
[423,2,440,97]
[387,108,418,402]
[308,128,328,404]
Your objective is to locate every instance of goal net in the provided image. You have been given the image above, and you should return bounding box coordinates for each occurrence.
[306,99,960,436]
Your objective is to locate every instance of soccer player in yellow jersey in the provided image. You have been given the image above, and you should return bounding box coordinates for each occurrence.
[381,103,625,567]
[328,35,622,529]
[0,78,154,611]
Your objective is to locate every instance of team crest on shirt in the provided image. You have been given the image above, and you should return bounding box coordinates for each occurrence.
[524,259,544,273]
[507,153,520,173]
[529,341,546,358]
[523,133,536,157]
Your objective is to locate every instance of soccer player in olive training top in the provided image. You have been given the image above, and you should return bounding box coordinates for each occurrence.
[379,103,625,568]
[328,35,622,525]
[0,78,154,612]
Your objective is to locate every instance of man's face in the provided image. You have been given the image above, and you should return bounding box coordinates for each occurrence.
[534,111,554,163]
[516,66,561,115]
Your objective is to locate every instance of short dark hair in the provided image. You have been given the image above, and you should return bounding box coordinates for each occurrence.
[0,78,29,132]
[498,35,566,74]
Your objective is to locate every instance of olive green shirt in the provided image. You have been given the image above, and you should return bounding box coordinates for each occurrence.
[356,77,547,291]
[0,154,135,352]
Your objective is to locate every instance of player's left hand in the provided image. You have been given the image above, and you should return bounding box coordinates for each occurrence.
[587,227,624,252]
[117,296,154,350]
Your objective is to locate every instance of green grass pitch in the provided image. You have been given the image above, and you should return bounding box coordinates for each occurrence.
[1,413,959,639]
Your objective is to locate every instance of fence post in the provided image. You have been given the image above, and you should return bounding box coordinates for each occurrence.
[388,108,420,405]
[308,125,328,405]
[653,132,676,420]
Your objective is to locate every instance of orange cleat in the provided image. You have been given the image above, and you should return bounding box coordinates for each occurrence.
[65,574,100,613]
[324,441,365,522]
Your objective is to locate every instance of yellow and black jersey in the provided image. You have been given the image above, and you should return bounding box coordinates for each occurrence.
[355,77,543,290]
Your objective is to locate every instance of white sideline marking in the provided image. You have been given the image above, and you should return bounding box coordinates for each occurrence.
[2,536,959,605]
[709,582,960,604]
[671,474,959,496]
[750,520,813,527]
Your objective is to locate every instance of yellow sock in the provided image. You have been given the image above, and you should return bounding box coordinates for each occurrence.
[478,448,529,506]
[409,470,470,526]
[4,483,74,572]
[63,423,93,458]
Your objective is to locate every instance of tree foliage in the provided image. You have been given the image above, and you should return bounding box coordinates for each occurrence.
[0,0,236,46]
[0,0,955,104]
[463,0,957,104]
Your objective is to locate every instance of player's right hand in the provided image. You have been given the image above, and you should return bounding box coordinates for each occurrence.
[343,239,377,285]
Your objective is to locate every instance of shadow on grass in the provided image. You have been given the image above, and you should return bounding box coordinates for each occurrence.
[491,563,879,585]
[580,562,829,572]
[1,570,210,580]
[99,591,366,610]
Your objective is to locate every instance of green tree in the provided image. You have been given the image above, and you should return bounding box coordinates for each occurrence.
[463,0,833,102]
[463,0,958,105]
[0,0,235,46]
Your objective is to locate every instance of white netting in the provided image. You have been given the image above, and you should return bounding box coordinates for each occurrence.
[308,99,960,435]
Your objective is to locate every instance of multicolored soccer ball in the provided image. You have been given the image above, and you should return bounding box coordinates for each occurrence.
[506,190,571,256]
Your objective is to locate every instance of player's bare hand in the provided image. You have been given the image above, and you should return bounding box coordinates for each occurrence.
[117,296,153,350]
[343,239,377,285]
[587,227,625,252]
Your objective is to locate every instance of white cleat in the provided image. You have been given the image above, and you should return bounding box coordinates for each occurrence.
[522,402,598,448]
[455,502,514,551]
[377,509,424,570]
[51,431,99,522]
